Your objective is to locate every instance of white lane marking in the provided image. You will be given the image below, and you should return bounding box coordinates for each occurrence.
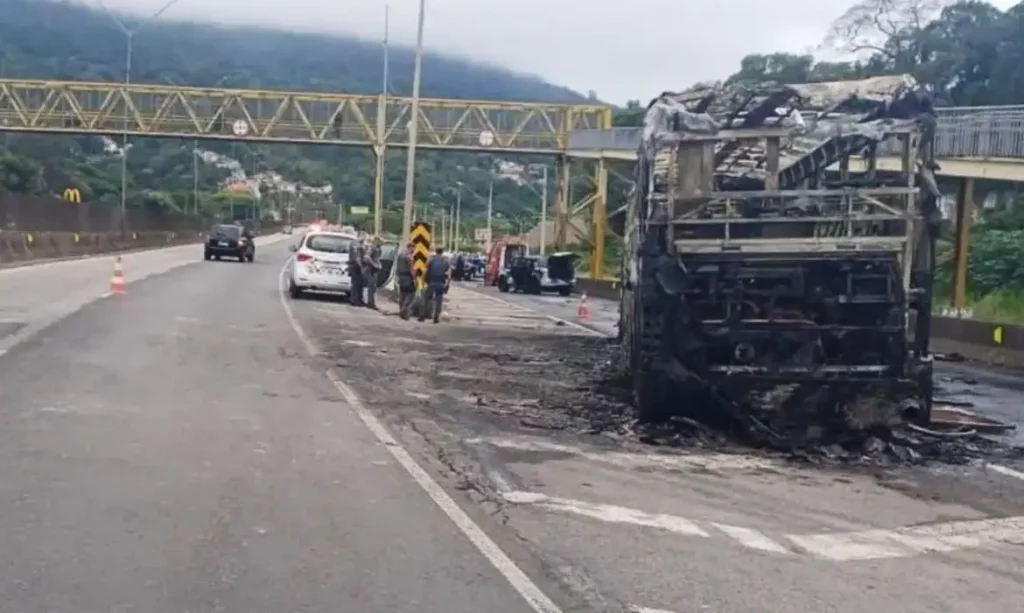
[465,436,782,473]
[787,515,1024,561]
[711,523,790,554]
[502,491,710,538]
[277,261,565,613]
[629,607,681,613]
[457,287,606,337]
[504,486,1024,562]
[988,464,1024,482]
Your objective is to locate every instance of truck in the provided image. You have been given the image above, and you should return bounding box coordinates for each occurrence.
[615,75,942,438]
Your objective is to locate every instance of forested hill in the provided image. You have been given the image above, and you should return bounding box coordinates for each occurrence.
[0,0,592,231]
[613,0,1024,127]
[1,0,586,102]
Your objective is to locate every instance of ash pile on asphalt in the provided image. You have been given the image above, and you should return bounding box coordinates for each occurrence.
[506,334,1024,468]
[305,304,1021,469]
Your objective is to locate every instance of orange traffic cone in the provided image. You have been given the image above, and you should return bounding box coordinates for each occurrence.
[109,256,126,294]
[577,292,590,321]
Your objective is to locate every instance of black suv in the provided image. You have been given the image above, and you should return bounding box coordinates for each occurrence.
[204,223,255,262]
[497,253,578,296]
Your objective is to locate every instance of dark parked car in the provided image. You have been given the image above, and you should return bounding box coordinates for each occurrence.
[497,252,578,296]
[204,223,255,262]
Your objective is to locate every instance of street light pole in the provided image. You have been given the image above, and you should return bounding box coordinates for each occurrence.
[539,165,548,254]
[100,0,183,235]
[454,187,462,252]
[486,180,493,256]
[400,0,427,248]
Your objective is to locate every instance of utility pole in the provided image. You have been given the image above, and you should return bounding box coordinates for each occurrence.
[192,140,199,218]
[400,0,427,247]
[440,209,447,249]
[454,188,462,252]
[100,0,182,236]
[539,165,548,254]
[373,4,390,235]
[486,180,494,256]
[448,204,455,251]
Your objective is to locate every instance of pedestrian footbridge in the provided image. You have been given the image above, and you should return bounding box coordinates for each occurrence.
[567,105,1024,182]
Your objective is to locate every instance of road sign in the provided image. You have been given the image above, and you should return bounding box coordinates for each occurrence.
[350,206,370,216]
[478,130,495,147]
[231,120,249,136]
[62,188,81,203]
[411,221,432,286]
[474,227,491,242]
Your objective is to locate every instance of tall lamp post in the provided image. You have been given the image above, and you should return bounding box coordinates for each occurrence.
[400,0,427,248]
[100,0,183,235]
[163,72,234,220]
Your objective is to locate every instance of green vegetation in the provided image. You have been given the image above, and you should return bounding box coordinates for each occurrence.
[0,0,591,231]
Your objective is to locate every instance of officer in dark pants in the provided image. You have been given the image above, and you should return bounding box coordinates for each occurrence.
[419,247,450,324]
[395,242,417,319]
[363,236,383,310]
[349,238,365,306]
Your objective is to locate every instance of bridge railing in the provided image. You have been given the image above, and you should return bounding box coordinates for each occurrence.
[568,105,1024,159]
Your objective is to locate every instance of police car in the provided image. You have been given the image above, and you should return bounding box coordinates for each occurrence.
[287,230,358,299]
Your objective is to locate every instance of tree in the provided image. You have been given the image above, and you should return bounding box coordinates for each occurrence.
[823,0,950,70]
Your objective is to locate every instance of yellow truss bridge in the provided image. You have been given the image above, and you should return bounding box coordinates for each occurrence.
[0,77,622,278]
[0,78,610,153]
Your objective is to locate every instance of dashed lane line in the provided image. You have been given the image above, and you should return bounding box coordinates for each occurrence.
[500,489,1024,562]
[455,286,606,337]
[464,436,784,473]
[711,523,792,554]
[277,260,566,613]
[988,463,1024,482]
[503,491,710,538]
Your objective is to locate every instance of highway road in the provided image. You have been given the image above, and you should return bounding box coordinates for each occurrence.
[1,238,1022,613]
[0,238,563,613]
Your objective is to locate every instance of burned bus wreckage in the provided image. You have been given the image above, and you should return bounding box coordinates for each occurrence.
[617,75,942,441]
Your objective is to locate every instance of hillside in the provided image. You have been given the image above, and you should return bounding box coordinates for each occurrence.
[0,0,590,232]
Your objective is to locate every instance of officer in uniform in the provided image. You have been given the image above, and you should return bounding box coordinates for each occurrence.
[419,247,451,324]
[363,236,383,310]
[349,235,366,307]
[395,242,417,319]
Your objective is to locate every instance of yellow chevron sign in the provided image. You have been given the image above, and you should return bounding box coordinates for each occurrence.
[410,221,432,283]
[62,188,81,203]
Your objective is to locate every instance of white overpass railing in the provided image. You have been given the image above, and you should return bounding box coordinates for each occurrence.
[568,105,1024,159]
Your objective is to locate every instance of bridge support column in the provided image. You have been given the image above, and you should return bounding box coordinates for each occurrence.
[554,155,570,249]
[951,177,975,310]
[589,159,608,279]
[372,145,385,236]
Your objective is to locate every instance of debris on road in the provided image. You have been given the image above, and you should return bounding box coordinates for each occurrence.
[300,300,1024,470]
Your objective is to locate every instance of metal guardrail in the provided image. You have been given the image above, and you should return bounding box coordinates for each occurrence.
[568,106,1024,159]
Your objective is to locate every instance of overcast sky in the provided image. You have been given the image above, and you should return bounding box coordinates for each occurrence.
[95,0,1022,104]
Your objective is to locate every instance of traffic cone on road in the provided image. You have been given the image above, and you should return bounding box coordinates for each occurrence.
[109,256,126,294]
[577,292,590,321]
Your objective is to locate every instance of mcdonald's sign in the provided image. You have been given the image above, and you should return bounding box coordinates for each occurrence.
[62,188,81,203]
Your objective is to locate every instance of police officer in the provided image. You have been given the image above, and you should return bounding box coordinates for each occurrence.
[349,235,366,307]
[363,236,383,310]
[395,242,417,320]
[419,247,450,324]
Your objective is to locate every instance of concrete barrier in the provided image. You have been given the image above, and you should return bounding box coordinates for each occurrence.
[571,277,1024,367]
[0,227,283,267]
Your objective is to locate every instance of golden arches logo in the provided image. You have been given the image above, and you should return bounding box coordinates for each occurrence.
[62,188,81,203]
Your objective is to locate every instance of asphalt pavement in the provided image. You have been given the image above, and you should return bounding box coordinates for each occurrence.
[0,239,550,613]
[437,282,1024,613]
[3,239,1023,613]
